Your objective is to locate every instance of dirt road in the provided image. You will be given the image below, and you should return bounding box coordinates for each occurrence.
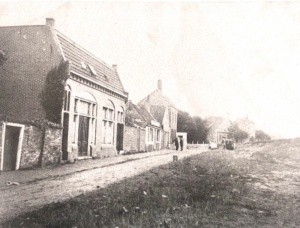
[0,149,204,222]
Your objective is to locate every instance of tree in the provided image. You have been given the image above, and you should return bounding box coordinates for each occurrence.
[255,130,271,141]
[177,110,209,143]
[228,123,249,143]
[39,61,69,123]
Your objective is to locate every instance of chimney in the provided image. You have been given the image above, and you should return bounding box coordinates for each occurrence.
[112,64,117,71]
[158,80,162,91]
[46,18,55,28]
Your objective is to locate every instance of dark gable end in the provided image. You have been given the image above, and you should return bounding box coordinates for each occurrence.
[55,31,126,96]
[0,25,63,121]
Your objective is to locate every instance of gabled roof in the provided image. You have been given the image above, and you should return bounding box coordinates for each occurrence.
[235,117,255,125]
[206,116,230,133]
[125,102,158,128]
[150,105,166,124]
[138,89,177,110]
[55,31,126,95]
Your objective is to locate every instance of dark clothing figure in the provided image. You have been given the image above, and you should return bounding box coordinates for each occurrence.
[180,138,183,151]
[173,138,179,151]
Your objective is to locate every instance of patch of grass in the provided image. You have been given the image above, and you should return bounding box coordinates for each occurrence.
[3,139,300,227]
[2,151,252,228]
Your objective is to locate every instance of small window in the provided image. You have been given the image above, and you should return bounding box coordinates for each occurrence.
[88,64,97,76]
[104,75,109,81]
[81,61,87,69]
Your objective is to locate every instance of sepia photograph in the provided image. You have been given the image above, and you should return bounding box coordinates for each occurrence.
[0,1,299,227]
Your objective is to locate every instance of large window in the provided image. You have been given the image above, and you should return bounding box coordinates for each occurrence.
[63,85,71,112]
[102,100,115,144]
[73,92,97,145]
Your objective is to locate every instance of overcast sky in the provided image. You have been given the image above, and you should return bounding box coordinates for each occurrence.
[1,1,299,139]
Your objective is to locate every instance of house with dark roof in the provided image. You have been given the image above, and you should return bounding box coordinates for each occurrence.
[124,101,162,152]
[0,18,128,170]
[206,116,232,144]
[138,80,176,148]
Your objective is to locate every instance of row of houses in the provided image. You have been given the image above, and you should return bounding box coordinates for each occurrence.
[206,116,255,144]
[0,18,178,171]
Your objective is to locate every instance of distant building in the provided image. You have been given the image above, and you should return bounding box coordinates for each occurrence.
[0,18,128,170]
[124,101,162,152]
[206,116,231,144]
[138,80,177,148]
[235,117,255,142]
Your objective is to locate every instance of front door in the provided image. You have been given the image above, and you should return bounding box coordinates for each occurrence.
[78,116,89,156]
[116,123,124,152]
[62,113,69,160]
[3,126,20,170]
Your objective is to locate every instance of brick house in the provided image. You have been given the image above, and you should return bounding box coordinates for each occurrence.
[137,80,177,148]
[124,101,162,153]
[206,116,232,144]
[0,18,128,170]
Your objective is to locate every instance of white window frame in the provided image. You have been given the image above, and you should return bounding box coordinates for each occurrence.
[74,96,97,150]
[102,102,115,145]
[1,122,25,171]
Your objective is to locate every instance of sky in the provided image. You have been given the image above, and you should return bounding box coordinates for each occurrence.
[0,1,299,139]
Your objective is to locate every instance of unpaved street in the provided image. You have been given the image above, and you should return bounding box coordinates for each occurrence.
[0,149,204,222]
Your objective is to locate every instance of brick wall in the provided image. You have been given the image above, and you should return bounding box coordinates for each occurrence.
[0,25,62,121]
[124,126,138,152]
[123,126,146,153]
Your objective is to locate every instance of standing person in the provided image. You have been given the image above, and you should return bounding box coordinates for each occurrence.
[180,137,184,151]
[173,137,179,151]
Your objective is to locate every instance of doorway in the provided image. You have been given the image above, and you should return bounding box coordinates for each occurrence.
[116,123,124,152]
[62,113,69,160]
[2,124,24,171]
[78,116,89,156]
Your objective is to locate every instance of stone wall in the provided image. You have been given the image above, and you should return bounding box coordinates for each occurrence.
[0,123,62,170]
[124,126,138,152]
[0,123,3,167]
[19,125,42,169]
[42,126,62,166]
[123,126,146,153]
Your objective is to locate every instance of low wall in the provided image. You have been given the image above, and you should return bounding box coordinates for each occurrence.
[187,143,209,150]
[123,126,146,153]
[42,126,62,166]
[1,122,62,170]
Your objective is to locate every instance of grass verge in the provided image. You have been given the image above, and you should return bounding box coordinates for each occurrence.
[2,139,300,227]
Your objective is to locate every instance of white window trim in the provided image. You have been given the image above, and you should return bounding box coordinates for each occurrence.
[1,122,25,171]
[102,105,115,145]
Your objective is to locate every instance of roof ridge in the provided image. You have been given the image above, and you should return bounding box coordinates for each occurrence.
[0,25,45,28]
[55,29,115,71]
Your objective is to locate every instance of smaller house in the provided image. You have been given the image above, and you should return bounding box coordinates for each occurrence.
[124,101,162,153]
[137,80,177,147]
[206,116,231,144]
